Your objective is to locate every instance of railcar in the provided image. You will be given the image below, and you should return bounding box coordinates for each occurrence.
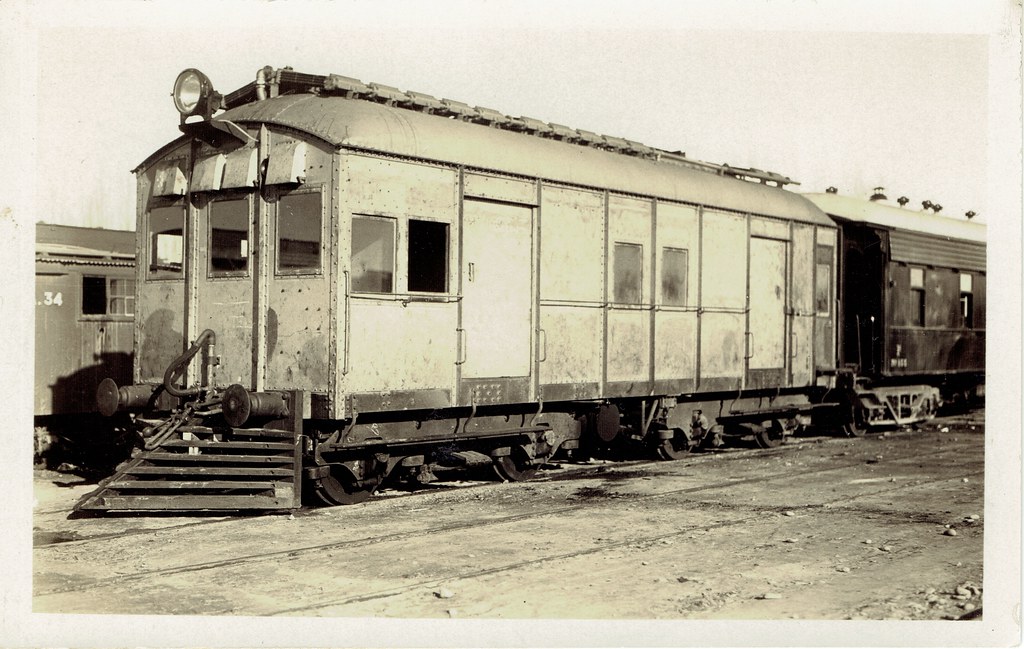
[77,66,843,512]
[805,191,985,429]
[35,223,136,469]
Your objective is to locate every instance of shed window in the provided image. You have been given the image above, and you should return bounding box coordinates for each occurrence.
[277,192,321,272]
[960,273,973,328]
[149,205,184,277]
[661,247,688,307]
[910,267,925,327]
[613,242,643,305]
[408,219,448,293]
[210,198,249,275]
[351,216,395,293]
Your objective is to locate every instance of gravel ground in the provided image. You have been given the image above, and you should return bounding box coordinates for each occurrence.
[17,409,1019,646]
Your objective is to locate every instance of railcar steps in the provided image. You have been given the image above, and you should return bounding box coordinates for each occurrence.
[72,425,302,513]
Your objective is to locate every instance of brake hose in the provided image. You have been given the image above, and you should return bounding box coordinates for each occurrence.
[163,329,216,398]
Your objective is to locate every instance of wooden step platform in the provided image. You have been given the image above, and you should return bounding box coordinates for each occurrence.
[73,425,302,513]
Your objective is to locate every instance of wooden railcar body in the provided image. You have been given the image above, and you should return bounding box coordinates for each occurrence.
[35,224,135,416]
[806,193,985,424]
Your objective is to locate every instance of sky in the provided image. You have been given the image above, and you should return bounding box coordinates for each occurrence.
[1,0,1018,233]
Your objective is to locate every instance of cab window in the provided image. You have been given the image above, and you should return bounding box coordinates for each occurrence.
[277,192,322,273]
[149,205,184,278]
[210,198,249,275]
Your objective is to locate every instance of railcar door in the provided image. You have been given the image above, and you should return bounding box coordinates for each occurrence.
[747,236,788,388]
[789,223,815,386]
[193,192,255,387]
[261,186,331,392]
[458,199,534,405]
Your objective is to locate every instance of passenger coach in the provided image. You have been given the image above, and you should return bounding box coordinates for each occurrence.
[35,224,135,468]
[81,67,840,511]
[806,190,985,427]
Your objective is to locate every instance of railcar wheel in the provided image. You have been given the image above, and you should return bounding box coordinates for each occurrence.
[753,421,785,449]
[492,446,538,482]
[843,408,865,438]
[657,428,692,460]
[314,464,380,506]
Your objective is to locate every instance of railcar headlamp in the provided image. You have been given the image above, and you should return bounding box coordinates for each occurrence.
[172,68,215,118]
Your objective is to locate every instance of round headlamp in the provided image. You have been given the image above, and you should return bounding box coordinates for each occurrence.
[172,68,213,117]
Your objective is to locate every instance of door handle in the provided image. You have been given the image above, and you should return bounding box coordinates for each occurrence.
[456,328,467,365]
[537,328,547,363]
[468,262,475,283]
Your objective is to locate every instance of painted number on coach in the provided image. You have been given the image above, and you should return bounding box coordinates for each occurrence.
[39,291,63,306]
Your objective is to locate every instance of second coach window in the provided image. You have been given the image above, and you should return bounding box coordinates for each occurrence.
[613,242,643,305]
[351,216,395,293]
[959,273,973,328]
[910,267,926,326]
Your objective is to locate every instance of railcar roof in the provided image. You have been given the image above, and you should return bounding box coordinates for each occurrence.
[36,223,135,260]
[215,93,832,227]
[804,193,985,244]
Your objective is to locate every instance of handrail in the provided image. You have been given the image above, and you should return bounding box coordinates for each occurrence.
[342,271,351,375]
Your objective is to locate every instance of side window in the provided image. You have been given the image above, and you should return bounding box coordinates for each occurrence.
[82,276,106,315]
[661,247,688,307]
[815,245,833,316]
[910,267,925,326]
[960,273,973,328]
[109,279,135,315]
[210,198,249,275]
[149,205,184,277]
[613,242,643,305]
[82,277,135,316]
[351,216,395,293]
[408,219,449,293]
[277,192,322,273]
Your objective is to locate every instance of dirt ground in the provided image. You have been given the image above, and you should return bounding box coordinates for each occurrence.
[28,409,1006,649]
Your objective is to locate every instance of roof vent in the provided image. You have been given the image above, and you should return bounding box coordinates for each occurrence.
[897,196,909,207]
[922,200,934,211]
[965,210,977,220]
[869,187,887,201]
[825,186,838,194]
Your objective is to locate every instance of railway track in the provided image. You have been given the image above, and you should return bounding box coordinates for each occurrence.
[34,436,981,601]
[33,419,975,549]
[32,429,890,545]
[267,470,982,617]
